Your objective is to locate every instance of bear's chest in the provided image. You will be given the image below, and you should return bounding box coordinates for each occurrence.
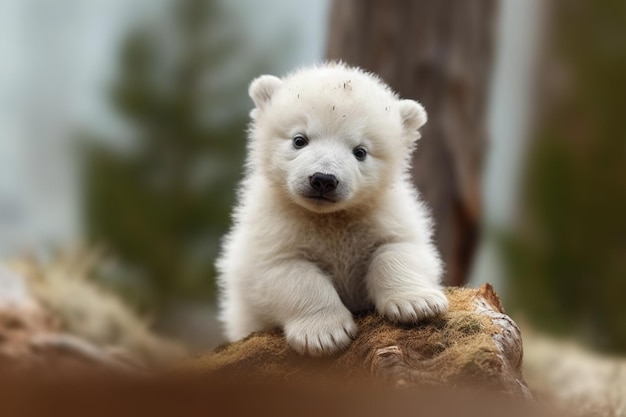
[298,220,384,311]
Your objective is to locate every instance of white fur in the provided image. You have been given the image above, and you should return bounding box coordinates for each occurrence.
[216,62,447,356]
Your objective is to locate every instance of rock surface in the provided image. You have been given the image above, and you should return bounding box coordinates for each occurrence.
[0,263,185,374]
[0,265,135,373]
[184,284,531,398]
[1,263,530,398]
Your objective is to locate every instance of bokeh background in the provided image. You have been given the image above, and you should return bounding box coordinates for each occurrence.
[1,0,625,401]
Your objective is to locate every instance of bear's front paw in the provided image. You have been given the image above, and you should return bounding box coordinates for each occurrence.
[284,306,357,356]
[375,288,448,323]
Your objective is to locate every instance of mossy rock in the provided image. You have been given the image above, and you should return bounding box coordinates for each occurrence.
[181,284,531,398]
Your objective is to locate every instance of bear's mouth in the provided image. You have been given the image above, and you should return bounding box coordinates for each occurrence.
[305,194,337,203]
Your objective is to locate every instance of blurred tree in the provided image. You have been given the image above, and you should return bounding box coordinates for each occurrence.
[502,0,626,352]
[327,0,498,286]
[83,0,253,309]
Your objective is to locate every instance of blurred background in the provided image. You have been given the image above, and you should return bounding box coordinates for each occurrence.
[0,0,625,407]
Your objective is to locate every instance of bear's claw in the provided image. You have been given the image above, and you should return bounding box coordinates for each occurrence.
[284,306,357,356]
[377,289,448,323]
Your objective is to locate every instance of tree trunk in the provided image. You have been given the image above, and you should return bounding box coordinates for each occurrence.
[326,0,498,286]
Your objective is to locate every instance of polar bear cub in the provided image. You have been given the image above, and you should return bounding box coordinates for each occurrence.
[216,62,448,356]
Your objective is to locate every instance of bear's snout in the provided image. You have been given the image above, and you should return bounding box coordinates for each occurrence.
[309,173,339,194]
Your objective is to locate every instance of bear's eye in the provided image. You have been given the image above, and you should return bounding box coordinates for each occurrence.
[293,134,308,149]
[353,147,367,161]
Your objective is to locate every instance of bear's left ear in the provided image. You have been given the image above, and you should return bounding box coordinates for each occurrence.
[398,99,428,141]
[249,75,283,110]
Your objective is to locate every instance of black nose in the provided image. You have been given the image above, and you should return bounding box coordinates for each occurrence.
[309,173,338,193]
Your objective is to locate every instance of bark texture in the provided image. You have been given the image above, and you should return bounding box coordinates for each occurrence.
[326,0,498,286]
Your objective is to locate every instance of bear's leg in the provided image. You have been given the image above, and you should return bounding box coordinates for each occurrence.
[251,260,357,356]
[221,294,266,342]
[366,242,448,323]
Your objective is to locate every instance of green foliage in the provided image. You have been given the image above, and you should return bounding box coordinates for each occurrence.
[83,0,259,308]
[501,0,626,352]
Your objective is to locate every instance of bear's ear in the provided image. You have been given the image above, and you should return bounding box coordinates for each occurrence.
[398,99,428,141]
[249,75,283,110]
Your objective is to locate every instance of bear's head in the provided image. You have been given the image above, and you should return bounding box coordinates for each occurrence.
[247,62,427,214]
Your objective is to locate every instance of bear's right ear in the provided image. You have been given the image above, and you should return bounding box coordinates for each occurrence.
[249,75,283,110]
[398,99,428,142]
